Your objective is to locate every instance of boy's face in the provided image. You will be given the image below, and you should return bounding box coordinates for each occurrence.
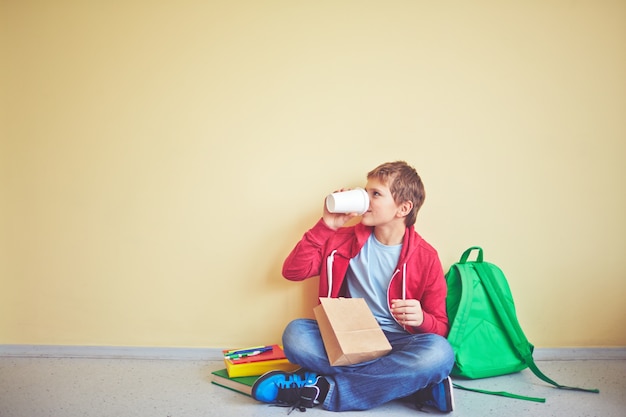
[362,177,409,228]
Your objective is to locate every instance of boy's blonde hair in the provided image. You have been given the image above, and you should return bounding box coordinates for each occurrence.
[367,161,425,227]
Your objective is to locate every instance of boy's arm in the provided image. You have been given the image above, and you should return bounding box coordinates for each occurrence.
[282,218,336,281]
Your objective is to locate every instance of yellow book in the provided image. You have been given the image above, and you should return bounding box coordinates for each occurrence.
[223,344,299,378]
[225,357,300,378]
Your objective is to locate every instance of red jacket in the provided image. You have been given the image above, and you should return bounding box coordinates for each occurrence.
[282,219,449,337]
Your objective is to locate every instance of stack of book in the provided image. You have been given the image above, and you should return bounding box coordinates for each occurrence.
[211,344,300,396]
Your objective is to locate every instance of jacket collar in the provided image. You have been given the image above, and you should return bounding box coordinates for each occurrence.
[353,223,422,262]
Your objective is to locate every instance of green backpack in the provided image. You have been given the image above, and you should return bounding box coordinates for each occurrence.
[445,246,599,402]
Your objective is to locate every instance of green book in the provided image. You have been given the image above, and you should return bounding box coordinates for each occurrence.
[211,368,259,397]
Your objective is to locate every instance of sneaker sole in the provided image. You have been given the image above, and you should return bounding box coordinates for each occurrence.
[445,376,455,412]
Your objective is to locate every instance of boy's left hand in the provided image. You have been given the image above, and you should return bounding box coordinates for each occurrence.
[391,299,424,328]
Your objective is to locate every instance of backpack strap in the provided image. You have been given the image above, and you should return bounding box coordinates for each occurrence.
[452,382,546,403]
[472,261,599,394]
[445,263,475,350]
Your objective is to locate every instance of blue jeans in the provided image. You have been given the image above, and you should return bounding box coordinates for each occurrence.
[282,318,455,412]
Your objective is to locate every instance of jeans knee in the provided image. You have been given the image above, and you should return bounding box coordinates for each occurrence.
[431,334,455,370]
[283,319,309,345]
[282,319,313,350]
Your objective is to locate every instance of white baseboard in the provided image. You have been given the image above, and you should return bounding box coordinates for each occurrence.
[532,347,626,361]
[0,345,225,361]
[0,344,624,361]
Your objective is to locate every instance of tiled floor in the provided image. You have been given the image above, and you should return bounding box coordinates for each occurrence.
[0,357,623,417]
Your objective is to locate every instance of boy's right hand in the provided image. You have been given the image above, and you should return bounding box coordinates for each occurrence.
[322,188,359,230]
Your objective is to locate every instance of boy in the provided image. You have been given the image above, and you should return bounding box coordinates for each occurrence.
[252,161,455,413]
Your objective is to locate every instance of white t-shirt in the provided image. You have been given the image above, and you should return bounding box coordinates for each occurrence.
[346,233,405,333]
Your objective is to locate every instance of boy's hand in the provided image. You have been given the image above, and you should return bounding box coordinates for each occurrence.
[322,188,359,230]
[391,299,424,328]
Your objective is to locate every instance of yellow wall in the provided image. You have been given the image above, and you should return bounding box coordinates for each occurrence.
[2,1,625,349]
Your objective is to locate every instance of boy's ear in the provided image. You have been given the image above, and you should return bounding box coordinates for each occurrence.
[397,200,413,218]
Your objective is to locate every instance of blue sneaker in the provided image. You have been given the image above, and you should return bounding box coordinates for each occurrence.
[251,370,323,412]
[415,376,455,413]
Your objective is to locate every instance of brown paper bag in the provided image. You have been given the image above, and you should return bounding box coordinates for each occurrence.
[313,297,392,366]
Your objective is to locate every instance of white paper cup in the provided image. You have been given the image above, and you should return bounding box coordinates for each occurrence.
[326,188,369,214]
